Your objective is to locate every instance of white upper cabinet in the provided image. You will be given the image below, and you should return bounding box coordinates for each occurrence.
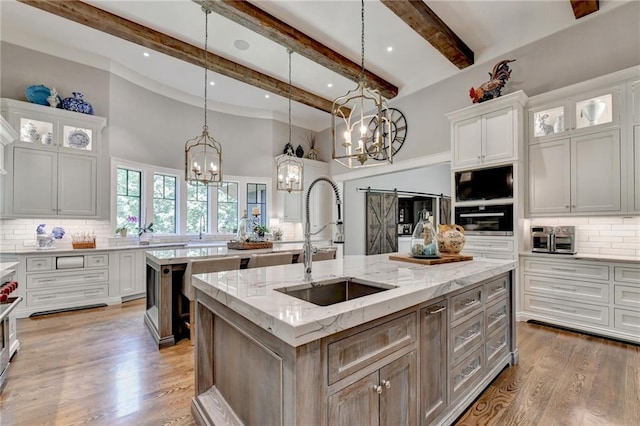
[446,91,527,171]
[529,85,622,143]
[528,139,571,215]
[1,98,106,218]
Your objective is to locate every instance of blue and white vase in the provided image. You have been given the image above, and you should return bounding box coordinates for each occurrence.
[61,92,94,115]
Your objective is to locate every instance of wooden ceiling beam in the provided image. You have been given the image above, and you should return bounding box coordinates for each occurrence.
[17,0,340,114]
[380,0,474,69]
[569,0,599,19]
[193,0,398,99]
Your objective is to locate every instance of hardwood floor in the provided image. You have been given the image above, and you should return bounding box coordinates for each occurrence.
[1,300,638,425]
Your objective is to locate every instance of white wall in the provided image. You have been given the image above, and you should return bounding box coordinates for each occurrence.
[343,162,451,255]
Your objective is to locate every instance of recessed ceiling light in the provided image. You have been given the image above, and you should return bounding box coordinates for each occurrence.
[143,52,150,57]
[265,94,270,99]
[209,81,215,86]
[327,83,333,88]
[234,39,250,51]
[387,46,393,52]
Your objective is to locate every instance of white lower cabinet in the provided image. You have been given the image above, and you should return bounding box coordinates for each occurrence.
[520,255,640,344]
[111,250,146,300]
[461,236,516,260]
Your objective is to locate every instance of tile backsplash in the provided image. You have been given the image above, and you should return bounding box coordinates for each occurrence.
[529,216,640,257]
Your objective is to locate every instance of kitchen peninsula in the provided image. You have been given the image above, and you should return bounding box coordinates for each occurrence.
[144,242,335,348]
[190,255,517,426]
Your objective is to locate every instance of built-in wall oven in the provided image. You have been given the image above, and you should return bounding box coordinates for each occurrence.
[454,204,514,236]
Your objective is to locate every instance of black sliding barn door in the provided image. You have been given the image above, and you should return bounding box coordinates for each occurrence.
[366,192,398,255]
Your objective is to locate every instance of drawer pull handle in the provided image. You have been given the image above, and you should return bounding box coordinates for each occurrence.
[38,295,56,300]
[551,267,577,272]
[84,290,100,295]
[491,286,504,292]
[460,364,480,379]
[38,279,56,283]
[381,380,391,389]
[461,298,478,307]
[489,312,506,322]
[552,306,576,313]
[551,286,577,292]
[84,275,102,280]
[460,330,480,341]
[426,306,446,315]
[489,340,507,352]
[373,385,383,394]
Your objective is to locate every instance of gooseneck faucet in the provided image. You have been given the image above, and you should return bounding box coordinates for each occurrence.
[304,177,344,281]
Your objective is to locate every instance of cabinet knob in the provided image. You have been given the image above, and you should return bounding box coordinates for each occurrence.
[381,379,391,389]
[565,205,569,209]
[373,385,383,394]
[571,205,576,208]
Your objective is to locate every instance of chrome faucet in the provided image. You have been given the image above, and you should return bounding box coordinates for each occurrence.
[304,177,344,281]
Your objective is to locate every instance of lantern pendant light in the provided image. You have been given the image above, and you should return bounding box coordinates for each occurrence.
[276,49,304,193]
[331,0,392,169]
[185,5,223,186]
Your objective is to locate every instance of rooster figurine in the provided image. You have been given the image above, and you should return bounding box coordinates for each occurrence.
[469,59,516,103]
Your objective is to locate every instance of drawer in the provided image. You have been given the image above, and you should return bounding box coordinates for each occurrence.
[486,325,509,372]
[485,274,509,305]
[86,254,109,268]
[26,257,53,272]
[450,285,483,324]
[485,298,508,336]
[27,268,109,290]
[327,313,416,385]
[524,275,609,304]
[450,346,484,402]
[614,308,640,335]
[462,250,515,261]
[450,313,484,365]
[614,266,640,285]
[523,259,609,281]
[614,285,640,308]
[464,238,514,253]
[26,283,109,308]
[523,294,609,327]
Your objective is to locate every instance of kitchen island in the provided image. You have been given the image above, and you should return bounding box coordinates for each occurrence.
[191,254,517,425]
[144,243,336,348]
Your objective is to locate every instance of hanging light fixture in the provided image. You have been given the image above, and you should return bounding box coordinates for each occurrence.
[185,5,223,186]
[276,49,304,193]
[332,0,392,169]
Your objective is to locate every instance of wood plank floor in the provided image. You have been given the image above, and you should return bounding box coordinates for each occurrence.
[1,299,638,425]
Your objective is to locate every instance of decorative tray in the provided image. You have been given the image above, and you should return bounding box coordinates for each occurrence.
[389,253,473,265]
[227,241,273,250]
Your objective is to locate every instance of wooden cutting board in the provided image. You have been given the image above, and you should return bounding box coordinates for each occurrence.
[388,253,473,265]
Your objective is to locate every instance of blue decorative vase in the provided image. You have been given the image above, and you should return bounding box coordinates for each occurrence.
[61,92,94,115]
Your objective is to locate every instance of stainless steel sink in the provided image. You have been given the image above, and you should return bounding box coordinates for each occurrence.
[275,277,396,306]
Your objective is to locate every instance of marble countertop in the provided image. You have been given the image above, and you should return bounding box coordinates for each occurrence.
[1,242,188,256]
[0,262,19,278]
[192,254,516,347]
[520,251,640,264]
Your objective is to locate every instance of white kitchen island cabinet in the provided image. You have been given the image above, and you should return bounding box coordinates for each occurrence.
[191,255,517,426]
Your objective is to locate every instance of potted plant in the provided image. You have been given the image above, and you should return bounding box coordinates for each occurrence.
[138,222,154,245]
[253,224,269,239]
[115,215,138,237]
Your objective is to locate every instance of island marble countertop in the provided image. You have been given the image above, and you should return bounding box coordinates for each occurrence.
[0,262,19,274]
[192,254,516,347]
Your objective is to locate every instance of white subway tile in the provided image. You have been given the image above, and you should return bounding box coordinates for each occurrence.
[622,236,640,243]
[575,247,600,254]
[599,230,636,237]
[579,224,613,231]
[578,241,612,248]
[623,216,640,224]
[600,248,637,256]
[588,217,624,224]
[611,224,640,231]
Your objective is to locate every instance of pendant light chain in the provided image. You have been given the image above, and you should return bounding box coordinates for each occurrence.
[203,7,210,132]
[360,0,365,82]
[288,49,292,150]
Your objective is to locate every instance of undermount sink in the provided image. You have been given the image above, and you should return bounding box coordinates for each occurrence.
[275,277,396,306]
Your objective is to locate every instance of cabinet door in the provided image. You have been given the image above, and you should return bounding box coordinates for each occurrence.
[328,371,379,426]
[420,302,448,424]
[634,126,640,212]
[13,147,57,215]
[118,251,138,297]
[571,130,621,213]
[282,191,301,222]
[452,116,482,169]
[482,107,514,164]
[528,139,571,215]
[57,153,97,216]
[380,351,418,426]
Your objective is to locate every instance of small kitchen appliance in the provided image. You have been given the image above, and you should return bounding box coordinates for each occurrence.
[531,225,576,254]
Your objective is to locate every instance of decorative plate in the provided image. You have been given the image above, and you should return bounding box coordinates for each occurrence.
[67,129,90,148]
[411,254,440,259]
[25,85,61,106]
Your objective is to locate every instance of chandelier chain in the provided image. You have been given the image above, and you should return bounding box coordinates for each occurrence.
[288,49,292,149]
[203,8,209,131]
[360,0,365,82]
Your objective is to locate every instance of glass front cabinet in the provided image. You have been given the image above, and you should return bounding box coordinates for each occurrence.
[529,85,622,143]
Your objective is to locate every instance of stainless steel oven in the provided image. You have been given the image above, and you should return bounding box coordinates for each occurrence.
[530,225,576,254]
[454,204,514,236]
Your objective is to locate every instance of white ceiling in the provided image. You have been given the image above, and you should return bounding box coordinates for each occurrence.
[0,0,629,131]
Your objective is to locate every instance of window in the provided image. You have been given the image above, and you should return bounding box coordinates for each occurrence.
[247,183,267,226]
[218,182,238,233]
[186,181,208,234]
[116,168,141,229]
[153,174,177,233]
